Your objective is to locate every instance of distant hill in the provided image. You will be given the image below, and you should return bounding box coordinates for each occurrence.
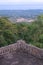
[0,10,43,23]
[0,10,43,19]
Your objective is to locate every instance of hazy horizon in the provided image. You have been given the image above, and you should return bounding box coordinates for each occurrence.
[0,0,43,10]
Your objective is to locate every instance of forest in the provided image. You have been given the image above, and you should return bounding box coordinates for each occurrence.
[0,15,43,48]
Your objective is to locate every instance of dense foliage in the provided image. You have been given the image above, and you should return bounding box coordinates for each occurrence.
[0,16,43,48]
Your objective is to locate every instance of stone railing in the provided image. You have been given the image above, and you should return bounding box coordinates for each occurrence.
[0,40,43,59]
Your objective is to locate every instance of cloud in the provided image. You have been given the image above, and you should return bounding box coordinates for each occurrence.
[0,0,43,9]
[0,0,43,3]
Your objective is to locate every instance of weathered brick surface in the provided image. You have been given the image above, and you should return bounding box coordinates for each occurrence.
[0,40,43,59]
[0,40,43,65]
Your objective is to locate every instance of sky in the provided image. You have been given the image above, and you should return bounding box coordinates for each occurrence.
[0,0,43,10]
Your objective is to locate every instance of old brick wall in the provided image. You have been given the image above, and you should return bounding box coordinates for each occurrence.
[0,40,43,59]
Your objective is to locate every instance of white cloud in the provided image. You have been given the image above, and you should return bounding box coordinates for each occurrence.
[0,0,43,5]
[0,0,43,9]
[0,0,43,2]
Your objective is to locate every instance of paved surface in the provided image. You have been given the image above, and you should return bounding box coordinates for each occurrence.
[0,49,43,65]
